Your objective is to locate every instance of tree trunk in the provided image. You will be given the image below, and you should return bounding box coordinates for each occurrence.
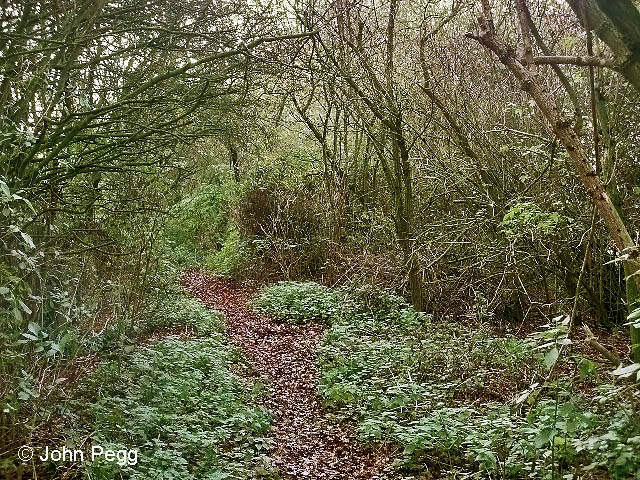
[472,1,640,360]
[566,0,640,92]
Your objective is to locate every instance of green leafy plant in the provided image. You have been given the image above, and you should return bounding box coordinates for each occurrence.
[55,298,277,480]
[306,282,640,478]
[500,201,572,238]
[252,281,341,324]
[163,181,235,269]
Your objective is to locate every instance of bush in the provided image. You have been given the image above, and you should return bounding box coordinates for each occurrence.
[163,181,233,268]
[231,158,326,278]
[203,229,248,276]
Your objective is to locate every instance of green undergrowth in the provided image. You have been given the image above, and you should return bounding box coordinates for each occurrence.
[253,281,640,479]
[163,180,248,276]
[142,289,223,336]
[53,293,277,480]
[252,281,340,324]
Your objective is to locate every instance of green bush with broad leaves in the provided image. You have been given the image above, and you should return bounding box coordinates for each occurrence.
[0,177,88,446]
[500,201,573,238]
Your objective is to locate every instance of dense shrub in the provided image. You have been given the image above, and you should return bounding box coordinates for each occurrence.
[163,182,233,267]
[231,157,325,278]
[202,229,248,276]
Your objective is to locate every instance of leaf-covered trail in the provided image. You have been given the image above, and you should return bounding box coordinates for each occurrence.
[181,272,392,479]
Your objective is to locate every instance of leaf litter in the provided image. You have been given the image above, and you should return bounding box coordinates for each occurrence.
[181,271,393,480]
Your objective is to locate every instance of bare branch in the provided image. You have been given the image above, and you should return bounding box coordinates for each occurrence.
[533,55,616,68]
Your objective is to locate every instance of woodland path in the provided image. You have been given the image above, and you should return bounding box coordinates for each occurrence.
[181,271,393,480]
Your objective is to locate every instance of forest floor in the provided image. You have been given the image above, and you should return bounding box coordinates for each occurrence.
[181,271,394,480]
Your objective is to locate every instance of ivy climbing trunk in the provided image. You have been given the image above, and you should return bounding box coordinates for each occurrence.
[566,0,640,93]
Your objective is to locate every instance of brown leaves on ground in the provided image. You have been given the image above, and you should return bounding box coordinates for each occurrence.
[181,271,394,480]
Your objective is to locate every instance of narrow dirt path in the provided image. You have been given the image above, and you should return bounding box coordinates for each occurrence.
[181,271,393,480]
